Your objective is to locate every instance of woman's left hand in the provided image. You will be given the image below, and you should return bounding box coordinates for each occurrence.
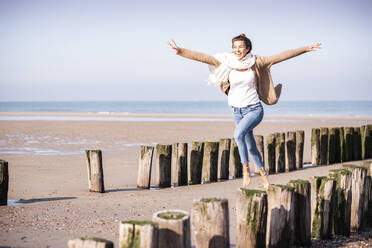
[308,42,321,52]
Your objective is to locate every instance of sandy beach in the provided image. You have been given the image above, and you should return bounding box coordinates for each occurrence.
[0,112,371,247]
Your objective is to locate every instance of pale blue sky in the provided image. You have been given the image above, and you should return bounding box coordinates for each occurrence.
[0,0,371,101]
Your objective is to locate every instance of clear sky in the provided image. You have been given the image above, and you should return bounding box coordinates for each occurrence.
[0,0,371,101]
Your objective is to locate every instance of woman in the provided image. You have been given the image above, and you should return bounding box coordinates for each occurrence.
[168,34,321,189]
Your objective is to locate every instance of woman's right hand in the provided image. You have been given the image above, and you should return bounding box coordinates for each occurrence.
[168,40,179,52]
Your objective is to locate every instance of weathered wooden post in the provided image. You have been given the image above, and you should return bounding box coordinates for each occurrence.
[311,128,320,166]
[344,127,354,162]
[0,159,9,206]
[156,144,172,188]
[137,146,155,189]
[295,130,304,170]
[328,128,337,164]
[218,139,231,181]
[254,135,265,169]
[319,127,329,165]
[189,142,204,185]
[266,184,295,248]
[119,220,158,248]
[334,128,342,163]
[85,150,105,193]
[202,142,219,183]
[266,133,276,174]
[340,127,346,162]
[285,132,296,172]
[287,180,311,246]
[68,237,113,248]
[362,125,372,159]
[236,188,267,248]
[328,169,352,236]
[362,161,372,227]
[191,198,229,248]
[172,143,188,187]
[352,127,362,161]
[230,139,242,179]
[342,164,368,232]
[153,210,191,248]
[311,176,336,240]
[275,133,285,173]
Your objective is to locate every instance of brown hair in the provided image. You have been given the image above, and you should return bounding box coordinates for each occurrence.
[232,33,252,53]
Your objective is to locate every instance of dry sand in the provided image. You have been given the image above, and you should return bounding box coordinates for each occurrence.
[0,113,371,247]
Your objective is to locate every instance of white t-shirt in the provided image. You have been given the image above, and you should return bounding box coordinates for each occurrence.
[228,68,260,107]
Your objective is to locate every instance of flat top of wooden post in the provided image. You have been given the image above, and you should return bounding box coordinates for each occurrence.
[153,209,189,221]
[121,220,157,226]
[238,188,266,197]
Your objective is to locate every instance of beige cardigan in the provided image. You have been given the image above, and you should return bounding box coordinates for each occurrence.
[176,46,309,105]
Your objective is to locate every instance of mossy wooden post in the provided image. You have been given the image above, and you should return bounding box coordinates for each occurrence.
[334,128,342,163]
[156,144,172,188]
[202,142,219,183]
[295,130,304,170]
[254,135,265,169]
[319,127,329,165]
[287,180,311,247]
[311,128,320,166]
[344,127,354,162]
[68,237,113,248]
[266,184,295,248]
[285,132,296,172]
[191,198,229,248]
[218,138,231,181]
[230,139,242,179]
[0,160,9,206]
[172,143,188,187]
[328,169,352,236]
[119,221,158,248]
[236,188,267,248]
[362,125,372,159]
[265,133,276,174]
[352,127,362,161]
[189,142,203,185]
[311,176,335,240]
[328,128,337,164]
[85,150,104,193]
[362,161,372,227]
[153,210,191,248]
[340,127,346,162]
[275,133,285,173]
[137,146,154,189]
[342,164,368,231]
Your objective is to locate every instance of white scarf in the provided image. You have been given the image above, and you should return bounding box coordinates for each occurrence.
[207,52,256,86]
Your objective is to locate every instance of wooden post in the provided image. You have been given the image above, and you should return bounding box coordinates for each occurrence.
[191,198,229,248]
[266,184,295,248]
[202,142,219,183]
[311,176,335,240]
[334,128,342,163]
[285,132,296,172]
[344,127,354,162]
[236,188,267,248]
[119,220,158,248]
[352,127,362,161]
[287,180,311,247]
[362,124,372,159]
[230,138,242,179]
[328,128,337,164]
[275,133,285,173]
[254,135,265,169]
[172,143,188,187]
[0,160,9,206]
[156,144,172,188]
[328,169,352,236]
[319,127,329,165]
[218,139,231,181]
[295,130,304,170]
[266,133,276,174]
[189,142,203,185]
[340,127,346,162]
[68,237,113,248]
[311,128,320,166]
[137,146,154,189]
[85,150,104,193]
[342,164,368,232]
[362,161,372,227]
[153,210,191,248]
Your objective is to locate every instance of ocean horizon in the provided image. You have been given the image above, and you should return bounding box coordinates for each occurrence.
[0,100,372,117]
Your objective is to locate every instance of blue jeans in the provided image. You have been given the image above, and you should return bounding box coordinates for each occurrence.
[232,102,264,169]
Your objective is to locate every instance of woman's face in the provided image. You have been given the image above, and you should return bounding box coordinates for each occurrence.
[232,40,249,60]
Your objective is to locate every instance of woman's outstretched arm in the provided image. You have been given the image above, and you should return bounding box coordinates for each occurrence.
[168,40,221,67]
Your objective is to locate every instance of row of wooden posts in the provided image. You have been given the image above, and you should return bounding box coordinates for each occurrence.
[68,162,372,248]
